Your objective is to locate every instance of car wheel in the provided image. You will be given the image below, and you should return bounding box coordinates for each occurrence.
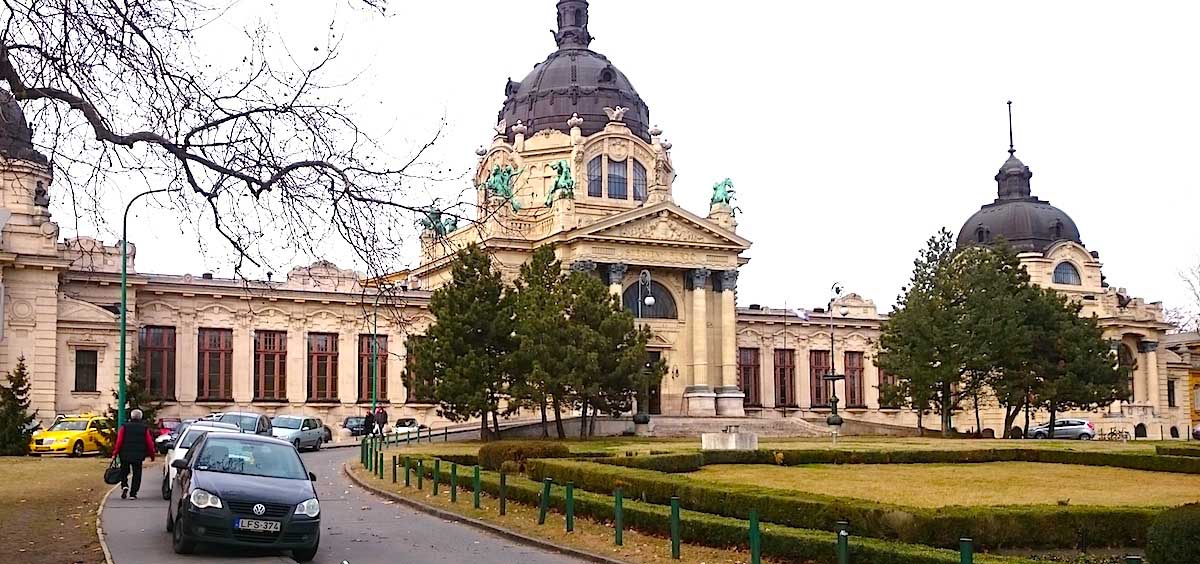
[165,507,174,532]
[292,539,319,562]
[71,441,84,457]
[1080,433,1093,440]
[161,476,171,500]
[1033,432,1047,439]
[313,438,321,451]
[172,514,195,554]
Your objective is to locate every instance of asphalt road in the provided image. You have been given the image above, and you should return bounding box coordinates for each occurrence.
[100,447,584,564]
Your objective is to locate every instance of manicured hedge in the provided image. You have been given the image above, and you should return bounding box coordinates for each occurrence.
[1147,503,1200,564]
[527,457,1156,550]
[1156,445,1200,458]
[404,456,1034,564]
[477,440,570,471]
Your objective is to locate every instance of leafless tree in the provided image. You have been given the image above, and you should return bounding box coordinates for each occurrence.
[0,0,463,280]
[1175,259,1200,333]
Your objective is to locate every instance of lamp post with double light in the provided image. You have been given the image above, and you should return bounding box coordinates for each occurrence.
[824,283,850,443]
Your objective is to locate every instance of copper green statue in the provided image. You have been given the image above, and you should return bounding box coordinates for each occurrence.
[417,204,458,236]
[711,178,736,206]
[484,164,523,212]
[545,160,575,207]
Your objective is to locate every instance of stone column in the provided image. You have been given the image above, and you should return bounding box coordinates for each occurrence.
[607,263,628,298]
[1141,340,1161,412]
[231,317,253,405]
[178,310,198,403]
[286,323,306,404]
[759,344,776,409]
[338,327,358,405]
[715,270,745,416]
[683,268,716,416]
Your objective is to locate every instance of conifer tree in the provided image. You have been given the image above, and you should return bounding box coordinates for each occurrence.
[510,245,571,438]
[0,356,37,455]
[107,356,163,427]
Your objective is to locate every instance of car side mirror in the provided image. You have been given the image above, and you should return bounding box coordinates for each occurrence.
[309,472,317,482]
[171,459,189,470]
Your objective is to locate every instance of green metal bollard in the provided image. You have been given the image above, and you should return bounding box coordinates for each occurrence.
[614,488,624,546]
[499,471,508,516]
[670,496,681,559]
[749,509,761,564]
[433,459,441,496]
[538,478,552,525]
[836,520,850,564]
[377,451,384,479]
[565,482,575,532]
[404,456,411,487]
[392,455,397,484]
[473,466,481,509]
[360,437,366,465]
[1124,558,1143,564]
[444,427,448,442]
[417,460,424,490]
[407,429,412,446]
[959,538,973,564]
[450,463,458,503]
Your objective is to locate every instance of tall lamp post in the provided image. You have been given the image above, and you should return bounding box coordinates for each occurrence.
[118,188,171,427]
[824,283,850,443]
[370,282,394,413]
[634,270,655,425]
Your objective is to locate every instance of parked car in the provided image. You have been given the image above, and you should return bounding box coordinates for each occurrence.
[167,432,320,561]
[197,412,224,422]
[342,416,367,437]
[217,412,273,436]
[157,417,183,437]
[314,419,332,443]
[392,417,427,435]
[1029,419,1094,440]
[29,413,114,457]
[161,421,239,499]
[1194,423,1200,441]
[271,416,324,451]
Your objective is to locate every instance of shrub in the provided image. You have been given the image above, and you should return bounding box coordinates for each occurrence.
[1147,503,1200,564]
[1156,445,1200,458]
[477,440,570,472]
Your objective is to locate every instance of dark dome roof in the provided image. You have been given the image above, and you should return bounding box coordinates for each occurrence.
[956,151,1082,253]
[497,1,650,142]
[0,88,46,164]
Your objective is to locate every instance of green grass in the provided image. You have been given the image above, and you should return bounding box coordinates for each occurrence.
[0,456,110,564]
[690,462,1200,507]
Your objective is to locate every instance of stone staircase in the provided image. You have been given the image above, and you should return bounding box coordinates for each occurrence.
[646,416,830,438]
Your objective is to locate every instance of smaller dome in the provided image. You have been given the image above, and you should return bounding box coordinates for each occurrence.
[956,150,1083,253]
[0,89,47,164]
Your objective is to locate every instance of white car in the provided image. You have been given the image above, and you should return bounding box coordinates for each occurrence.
[159,421,238,499]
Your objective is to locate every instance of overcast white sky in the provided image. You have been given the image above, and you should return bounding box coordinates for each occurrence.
[57,0,1200,313]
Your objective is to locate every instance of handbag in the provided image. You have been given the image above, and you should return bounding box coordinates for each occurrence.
[104,457,123,485]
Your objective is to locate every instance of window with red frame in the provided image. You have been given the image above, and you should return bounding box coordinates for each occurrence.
[774,349,796,407]
[738,348,761,407]
[809,350,832,407]
[140,326,176,400]
[197,328,233,401]
[358,334,388,402]
[845,351,865,408]
[254,330,286,401]
[307,333,338,401]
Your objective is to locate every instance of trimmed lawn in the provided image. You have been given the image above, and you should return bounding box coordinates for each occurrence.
[0,456,111,563]
[690,461,1200,507]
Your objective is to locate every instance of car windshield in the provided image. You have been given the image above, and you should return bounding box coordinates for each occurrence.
[162,420,181,430]
[346,417,364,425]
[49,420,88,431]
[194,437,308,480]
[179,429,213,449]
[272,417,302,430]
[218,414,258,432]
[397,419,417,427]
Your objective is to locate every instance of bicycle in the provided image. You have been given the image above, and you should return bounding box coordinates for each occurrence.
[1103,429,1131,441]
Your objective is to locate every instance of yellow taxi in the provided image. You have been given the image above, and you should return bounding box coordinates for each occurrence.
[29,413,114,457]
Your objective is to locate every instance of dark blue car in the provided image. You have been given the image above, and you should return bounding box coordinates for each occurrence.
[167,432,320,561]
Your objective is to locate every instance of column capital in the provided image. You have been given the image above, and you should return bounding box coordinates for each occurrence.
[689,268,711,289]
[606,263,629,286]
[570,260,597,273]
[1138,340,1159,353]
[719,270,739,292]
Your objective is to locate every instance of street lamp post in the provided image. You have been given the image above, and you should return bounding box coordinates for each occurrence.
[635,270,655,425]
[118,188,171,427]
[370,283,393,414]
[824,283,849,444]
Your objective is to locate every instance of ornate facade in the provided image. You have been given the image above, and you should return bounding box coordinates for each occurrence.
[0,1,1190,438]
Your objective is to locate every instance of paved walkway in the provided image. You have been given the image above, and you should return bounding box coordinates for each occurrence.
[101,448,584,564]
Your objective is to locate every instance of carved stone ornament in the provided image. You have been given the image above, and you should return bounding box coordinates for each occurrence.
[605,216,714,244]
[511,120,528,136]
[649,125,663,137]
[607,263,628,285]
[475,146,488,157]
[567,113,584,128]
[608,139,629,162]
[720,270,739,292]
[690,268,711,288]
[571,260,597,273]
[493,119,507,136]
[603,106,629,122]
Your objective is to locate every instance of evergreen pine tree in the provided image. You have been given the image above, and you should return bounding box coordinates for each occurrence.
[107,356,163,427]
[0,356,37,455]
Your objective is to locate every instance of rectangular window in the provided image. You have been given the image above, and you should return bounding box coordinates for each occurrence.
[773,348,796,407]
[607,159,628,199]
[737,348,761,407]
[140,326,176,400]
[878,369,900,408]
[307,333,338,401]
[845,351,865,408]
[254,330,287,401]
[809,350,832,407]
[1167,379,1177,408]
[358,335,388,402]
[632,160,648,201]
[74,350,98,392]
[197,328,233,401]
[587,157,603,197]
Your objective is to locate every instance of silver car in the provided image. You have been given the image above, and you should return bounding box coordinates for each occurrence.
[1029,419,1094,440]
[271,415,325,451]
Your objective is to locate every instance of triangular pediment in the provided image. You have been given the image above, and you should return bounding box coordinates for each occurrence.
[58,295,118,325]
[575,202,750,249]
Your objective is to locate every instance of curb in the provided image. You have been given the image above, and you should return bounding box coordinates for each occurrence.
[342,462,627,564]
[96,484,118,564]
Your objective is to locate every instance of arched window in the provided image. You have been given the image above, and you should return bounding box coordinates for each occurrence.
[622,281,677,319]
[587,156,603,197]
[1134,423,1147,438]
[1053,262,1081,285]
[633,160,647,201]
[607,159,628,199]
[573,8,581,25]
[1170,426,1180,439]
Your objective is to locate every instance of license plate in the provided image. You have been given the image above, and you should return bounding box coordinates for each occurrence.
[234,519,280,532]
